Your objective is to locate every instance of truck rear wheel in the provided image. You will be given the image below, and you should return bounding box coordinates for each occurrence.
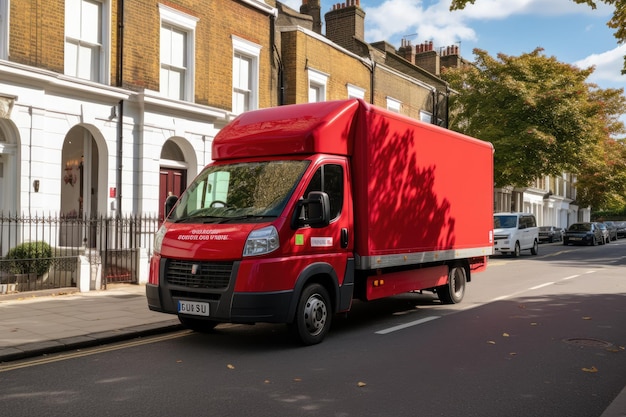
[178,316,218,333]
[290,283,332,346]
[437,265,466,304]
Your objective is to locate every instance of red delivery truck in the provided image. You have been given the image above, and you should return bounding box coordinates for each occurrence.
[147,99,494,345]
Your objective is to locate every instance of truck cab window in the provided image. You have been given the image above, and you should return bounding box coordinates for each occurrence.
[304,164,343,220]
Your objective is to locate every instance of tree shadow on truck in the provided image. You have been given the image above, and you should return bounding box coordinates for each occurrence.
[363,117,457,253]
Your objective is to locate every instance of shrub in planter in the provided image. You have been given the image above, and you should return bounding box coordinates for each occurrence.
[6,241,53,276]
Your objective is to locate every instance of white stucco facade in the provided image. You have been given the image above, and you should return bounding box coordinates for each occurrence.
[0,61,232,221]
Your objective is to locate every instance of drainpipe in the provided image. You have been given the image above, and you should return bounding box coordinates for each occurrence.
[116,100,123,216]
[368,50,375,104]
[116,0,124,87]
[431,89,437,125]
[115,0,124,215]
[28,106,33,215]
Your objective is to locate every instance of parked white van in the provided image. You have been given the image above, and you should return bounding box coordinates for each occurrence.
[493,212,539,257]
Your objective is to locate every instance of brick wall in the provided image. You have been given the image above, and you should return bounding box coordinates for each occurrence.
[9,0,64,72]
[8,0,274,111]
[280,28,370,105]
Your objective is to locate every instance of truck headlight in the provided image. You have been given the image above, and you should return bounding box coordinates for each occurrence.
[244,226,279,257]
[153,225,167,254]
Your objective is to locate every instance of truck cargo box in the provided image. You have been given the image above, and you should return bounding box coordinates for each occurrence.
[351,102,494,269]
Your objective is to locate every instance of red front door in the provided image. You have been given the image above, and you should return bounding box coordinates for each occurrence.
[159,168,186,222]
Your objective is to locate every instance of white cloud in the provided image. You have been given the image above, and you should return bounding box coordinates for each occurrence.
[363,0,476,47]
[575,44,626,86]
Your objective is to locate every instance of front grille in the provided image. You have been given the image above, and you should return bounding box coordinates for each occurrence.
[165,260,233,289]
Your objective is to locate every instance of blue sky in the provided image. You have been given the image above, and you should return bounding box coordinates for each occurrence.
[281,0,626,97]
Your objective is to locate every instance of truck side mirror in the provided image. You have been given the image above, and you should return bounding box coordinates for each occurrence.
[164,194,178,219]
[291,191,331,229]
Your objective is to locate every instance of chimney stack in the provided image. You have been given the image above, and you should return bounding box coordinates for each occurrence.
[300,0,322,35]
[414,41,440,76]
[325,0,365,50]
[398,38,416,63]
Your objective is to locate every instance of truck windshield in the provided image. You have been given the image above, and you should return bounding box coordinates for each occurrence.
[168,160,309,222]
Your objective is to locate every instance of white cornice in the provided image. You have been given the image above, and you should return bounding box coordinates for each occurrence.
[0,60,129,101]
[240,0,278,17]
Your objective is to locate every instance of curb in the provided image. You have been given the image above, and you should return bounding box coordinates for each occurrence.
[0,320,182,363]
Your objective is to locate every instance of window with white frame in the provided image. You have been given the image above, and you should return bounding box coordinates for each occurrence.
[347,84,365,100]
[159,4,197,101]
[0,0,8,60]
[419,110,432,123]
[308,69,328,103]
[386,97,401,113]
[65,0,109,82]
[232,36,261,114]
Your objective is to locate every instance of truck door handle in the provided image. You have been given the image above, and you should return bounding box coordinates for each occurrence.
[341,228,349,248]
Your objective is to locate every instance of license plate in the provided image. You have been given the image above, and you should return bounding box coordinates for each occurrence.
[571,237,582,241]
[178,300,210,316]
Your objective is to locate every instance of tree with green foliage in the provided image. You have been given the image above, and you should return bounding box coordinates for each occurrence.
[450,0,626,74]
[441,48,626,210]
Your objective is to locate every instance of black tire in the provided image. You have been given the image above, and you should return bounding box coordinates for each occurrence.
[530,240,538,255]
[437,265,466,304]
[178,316,219,333]
[512,242,521,257]
[591,236,597,246]
[290,283,332,346]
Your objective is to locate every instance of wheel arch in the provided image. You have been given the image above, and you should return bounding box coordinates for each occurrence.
[286,262,340,323]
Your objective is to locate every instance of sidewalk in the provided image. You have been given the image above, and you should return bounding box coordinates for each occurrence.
[0,284,624,417]
[0,284,181,363]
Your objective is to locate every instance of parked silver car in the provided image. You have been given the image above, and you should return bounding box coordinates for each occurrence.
[538,226,563,243]
[602,221,618,241]
[596,222,610,244]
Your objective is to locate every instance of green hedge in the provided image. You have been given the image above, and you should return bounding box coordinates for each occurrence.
[5,241,53,276]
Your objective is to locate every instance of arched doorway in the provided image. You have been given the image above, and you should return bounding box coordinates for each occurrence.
[0,119,18,216]
[159,139,188,222]
[60,126,99,247]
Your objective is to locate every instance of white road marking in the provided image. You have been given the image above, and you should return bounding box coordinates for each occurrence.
[375,271,599,336]
[375,316,440,335]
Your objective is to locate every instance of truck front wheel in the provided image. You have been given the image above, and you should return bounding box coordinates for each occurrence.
[437,265,466,304]
[290,283,332,346]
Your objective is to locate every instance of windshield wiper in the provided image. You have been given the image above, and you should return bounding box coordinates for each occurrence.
[217,214,276,223]
[172,215,227,224]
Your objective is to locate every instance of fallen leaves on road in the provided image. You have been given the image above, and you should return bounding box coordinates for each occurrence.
[582,366,598,373]
[582,316,592,320]
[357,382,367,387]
[227,364,235,370]
[487,340,496,345]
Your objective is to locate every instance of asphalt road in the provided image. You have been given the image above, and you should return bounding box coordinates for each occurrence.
[0,240,624,417]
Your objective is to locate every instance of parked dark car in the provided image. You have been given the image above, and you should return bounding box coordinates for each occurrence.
[538,226,563,243]
[615,221,626,239]
[563,222,604,246]
[602,221,618,241]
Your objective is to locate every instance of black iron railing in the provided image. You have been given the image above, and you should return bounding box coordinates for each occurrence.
[0,213,159,294]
